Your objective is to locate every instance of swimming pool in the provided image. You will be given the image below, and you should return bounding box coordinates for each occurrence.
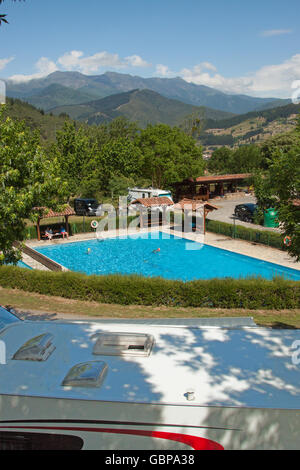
[35,232,300,281]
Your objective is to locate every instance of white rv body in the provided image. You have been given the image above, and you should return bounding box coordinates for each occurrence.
[128,188,173,203]
[0,311,299,450]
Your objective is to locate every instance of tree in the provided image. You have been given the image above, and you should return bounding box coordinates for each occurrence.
[208,147,233,173]
[268,146,300,260]
[0,110,68,264]
[229,145,262,173]
[54,121,94,196]
[254,120,300,260]
[84,137,143,197]
[137,124,204,188]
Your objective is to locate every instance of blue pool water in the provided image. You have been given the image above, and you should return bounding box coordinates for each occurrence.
[18,261,32,269]
[35,232,300,281]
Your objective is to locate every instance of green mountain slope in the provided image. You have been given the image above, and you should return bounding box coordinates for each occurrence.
[25,83,97,111]
[201,102,300,148]
[1,98,71,142]
[50,89,234,127]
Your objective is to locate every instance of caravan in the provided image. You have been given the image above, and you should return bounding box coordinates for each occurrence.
[128,188,173,203]
[0,306,299,450]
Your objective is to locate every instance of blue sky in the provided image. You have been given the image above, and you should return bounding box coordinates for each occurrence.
[1,0,300,97]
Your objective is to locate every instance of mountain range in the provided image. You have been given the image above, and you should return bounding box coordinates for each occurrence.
[4,71,290,116]
[49,88,234,127]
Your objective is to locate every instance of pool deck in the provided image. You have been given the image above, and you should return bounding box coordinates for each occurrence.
[23,226,300,273]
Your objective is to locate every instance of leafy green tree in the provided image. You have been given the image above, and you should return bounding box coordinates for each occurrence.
[208,147,233,173]
[229,145,262,173]
[54,121,94,196]
[268,146,300,260]
[0,111,68,264]
[82,137,143,197]
[108,174,136,200]
[137,124,204,188]
[254,119,300,259]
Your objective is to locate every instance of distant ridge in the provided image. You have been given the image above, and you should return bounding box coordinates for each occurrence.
[4,70,290,115]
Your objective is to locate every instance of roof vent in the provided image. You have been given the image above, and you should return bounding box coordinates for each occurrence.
[92,332,154,357]
[12,333,55,362]
[62,361,108,388]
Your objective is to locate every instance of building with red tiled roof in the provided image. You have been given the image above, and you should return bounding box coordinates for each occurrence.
[174,174,252,201]
[130,197,174,208]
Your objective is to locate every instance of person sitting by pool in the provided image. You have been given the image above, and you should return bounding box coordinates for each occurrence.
[60,226,69,239]
[44,228,53,240]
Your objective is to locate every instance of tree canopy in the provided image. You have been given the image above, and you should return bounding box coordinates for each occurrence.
[0,109,68,264]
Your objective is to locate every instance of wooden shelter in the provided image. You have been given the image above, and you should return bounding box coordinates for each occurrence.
[173,198,218,233]
[174,174,252,201]
[129,197,174,228]
[33,205,75,241]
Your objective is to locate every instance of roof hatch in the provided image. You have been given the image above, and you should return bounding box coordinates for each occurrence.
[12,333,55,362]
[62,361,108,388]
[92,332,154,357]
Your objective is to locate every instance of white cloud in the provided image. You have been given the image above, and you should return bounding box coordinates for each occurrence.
[58,50,125,74]
[261,29,293,37]
[8,50,151,83]
[9,57,58,83]
[180,54,300,98]
[58,50,150,74]
[155,64,175,77]
[0,56,14,71]
[125,55,150,68]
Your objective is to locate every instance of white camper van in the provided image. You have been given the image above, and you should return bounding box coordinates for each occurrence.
[0,306,299,450]
[128,187,173,203]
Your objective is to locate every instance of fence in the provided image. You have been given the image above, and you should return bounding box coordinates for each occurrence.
[206,219,285,250]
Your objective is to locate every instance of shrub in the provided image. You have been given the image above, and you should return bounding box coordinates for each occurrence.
[0,266,298,310]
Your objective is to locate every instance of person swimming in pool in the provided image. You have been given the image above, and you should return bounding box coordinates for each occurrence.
[152,248,161,254]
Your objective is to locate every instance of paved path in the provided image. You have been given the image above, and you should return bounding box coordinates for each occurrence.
[206,196,281,232]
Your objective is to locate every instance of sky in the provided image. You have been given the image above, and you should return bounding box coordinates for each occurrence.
[1,0,300,98]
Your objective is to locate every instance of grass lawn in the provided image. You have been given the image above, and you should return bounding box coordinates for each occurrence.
[1,286,299,328]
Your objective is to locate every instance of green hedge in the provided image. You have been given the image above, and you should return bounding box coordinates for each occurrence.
[0,266,299,310]
[206,219,285,250]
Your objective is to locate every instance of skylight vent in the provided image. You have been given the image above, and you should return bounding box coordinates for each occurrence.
[61,361,108,388]
[92,332,154,357]
[12,333,55,362]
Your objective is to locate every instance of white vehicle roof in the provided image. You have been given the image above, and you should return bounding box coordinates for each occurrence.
[128,188,172,194]
[0,316,299,409]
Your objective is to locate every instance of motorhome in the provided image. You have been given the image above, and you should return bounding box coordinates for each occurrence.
[0,307,299,450]
[128,188,173,203]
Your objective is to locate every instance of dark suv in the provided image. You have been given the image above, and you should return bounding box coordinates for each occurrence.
[74,198,100,216]
[234,203,258,223]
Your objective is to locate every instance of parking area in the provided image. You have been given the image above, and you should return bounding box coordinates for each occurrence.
[206,196,281,233]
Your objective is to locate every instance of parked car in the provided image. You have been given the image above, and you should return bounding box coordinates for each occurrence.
[234,203,258,223]
[74,199,101,217]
